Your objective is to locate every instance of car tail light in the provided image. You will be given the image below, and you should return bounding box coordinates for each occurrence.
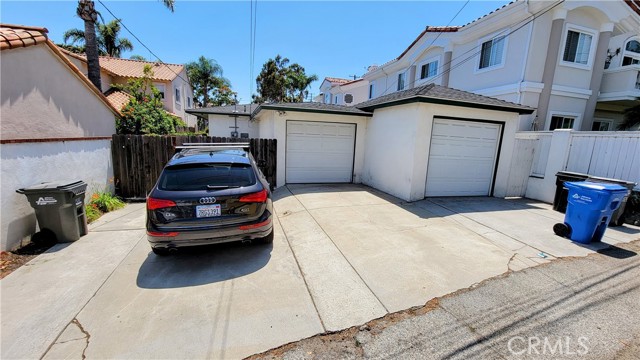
[239,189,268,203]
[147,231,179,237]
[147,197,177,210]
[239,218,272,230]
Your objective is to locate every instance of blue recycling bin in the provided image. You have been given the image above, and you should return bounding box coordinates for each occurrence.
[553,182,629,244]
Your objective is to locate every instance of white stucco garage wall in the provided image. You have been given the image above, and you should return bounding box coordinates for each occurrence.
[208,114,260,138]
[1,140,114,251]
[363,102,520,201]
[255,110,369,188]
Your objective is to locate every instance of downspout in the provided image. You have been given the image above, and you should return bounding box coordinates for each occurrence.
[519,0,534,106]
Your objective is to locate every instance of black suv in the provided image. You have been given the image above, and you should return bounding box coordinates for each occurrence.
[146,145,273,255]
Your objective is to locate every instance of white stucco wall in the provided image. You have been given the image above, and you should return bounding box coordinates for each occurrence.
[208,114,259,138]
[255,110,369,188]
[1,140,114,251]
[1,45,117,140]
[362,102,520,201]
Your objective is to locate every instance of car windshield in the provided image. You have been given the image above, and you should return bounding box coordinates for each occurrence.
[158,163,256,191]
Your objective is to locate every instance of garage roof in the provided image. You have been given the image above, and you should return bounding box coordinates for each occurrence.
[356,83,535,115]
[186,104,258,117]
[255,102,372,117]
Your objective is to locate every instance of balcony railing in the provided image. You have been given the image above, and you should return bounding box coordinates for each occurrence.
[599,65,640,101]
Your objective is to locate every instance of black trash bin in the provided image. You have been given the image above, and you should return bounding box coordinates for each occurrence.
[554,171,589,213]
[587,176,637,226]
[17,180,89,243]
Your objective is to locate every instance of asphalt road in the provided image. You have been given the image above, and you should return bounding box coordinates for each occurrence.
[249,239,640,360]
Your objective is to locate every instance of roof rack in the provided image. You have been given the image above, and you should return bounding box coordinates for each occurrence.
[175,143,250,151]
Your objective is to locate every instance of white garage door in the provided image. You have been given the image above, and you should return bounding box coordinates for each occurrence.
[286,121,356,183]
[425,118,501,197]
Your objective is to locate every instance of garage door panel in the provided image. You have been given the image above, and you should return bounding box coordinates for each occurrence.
[426,119,500,197]
[286,121,356,183]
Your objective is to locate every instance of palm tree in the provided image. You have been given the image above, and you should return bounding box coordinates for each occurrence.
[63,20,133,57]
[186,56,230,107]
[617,103,640,130]
[76,0,175,89]
[287,63,318,102]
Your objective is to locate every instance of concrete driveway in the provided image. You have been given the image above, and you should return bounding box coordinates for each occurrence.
[2,184,638,359]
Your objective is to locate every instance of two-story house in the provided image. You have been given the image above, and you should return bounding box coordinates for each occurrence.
[362,0,640,131]
[317,77,370,106]
[61,50,197,127]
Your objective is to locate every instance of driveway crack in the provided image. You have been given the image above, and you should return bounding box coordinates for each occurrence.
[71,318,91,360]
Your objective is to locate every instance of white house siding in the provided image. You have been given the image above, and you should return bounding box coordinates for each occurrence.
[208,114,260,138]
[1,140,114,251]
[1,46,116,139]
[362,103,519,202]
[255,110,369,188]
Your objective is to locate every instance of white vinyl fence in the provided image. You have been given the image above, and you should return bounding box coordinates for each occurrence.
[506,130,640,203]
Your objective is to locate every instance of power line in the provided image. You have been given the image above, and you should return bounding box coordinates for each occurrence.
[378,0,565,96]
[379,0,470,97]
[96,0,192,87]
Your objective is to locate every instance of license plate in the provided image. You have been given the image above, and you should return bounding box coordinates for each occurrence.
[196,204,221,218]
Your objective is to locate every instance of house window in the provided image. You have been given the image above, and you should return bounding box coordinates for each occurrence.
[562,30,593,65]
[592,120,611,131]
[334,94,341,104]
[175,87,181,103]
[156,84,165,99]
[324,93,331,104]
[479,36,506,69]
[187,97,191,108]
[397,73,405,91]
[420,60,438,79]
[368,83,375,99]
[549,115,575,130]
[622,39,640,66]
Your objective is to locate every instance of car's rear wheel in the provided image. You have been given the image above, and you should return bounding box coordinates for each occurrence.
[152,247,171,256]
[257,230,274,245]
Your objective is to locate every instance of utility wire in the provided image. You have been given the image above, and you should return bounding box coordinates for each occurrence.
[378,0,565,95]
[379,0,470,96]
[96,0,192,88]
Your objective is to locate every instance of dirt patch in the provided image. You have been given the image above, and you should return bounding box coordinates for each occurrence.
[0,242,54,279]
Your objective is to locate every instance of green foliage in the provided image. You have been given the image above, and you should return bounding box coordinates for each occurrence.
[89,191,125,213]
[115,65,182,135]
[63,19,133,57]
[129,55,147,61]
[186,56,234,107]
[253,55,318,103]
[85,203,102,224]
[617,103,640,130]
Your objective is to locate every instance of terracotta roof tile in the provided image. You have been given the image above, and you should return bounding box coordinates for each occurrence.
[59,48,184,81]
[104,88,133,111]
[324,77,351,84]
[0,24,48,50]
[625,0,640,15]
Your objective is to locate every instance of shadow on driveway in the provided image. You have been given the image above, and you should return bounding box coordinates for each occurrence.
[136,242,273,289]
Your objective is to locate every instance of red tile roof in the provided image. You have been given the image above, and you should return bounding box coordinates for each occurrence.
[60,48,184,81]
[425,26,461,33]
[626,0,640,15]
[104,88,132,111]
[324,77,351,84]
[0,24,48,50]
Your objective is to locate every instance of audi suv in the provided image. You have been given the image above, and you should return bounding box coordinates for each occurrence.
[146,145,273,255]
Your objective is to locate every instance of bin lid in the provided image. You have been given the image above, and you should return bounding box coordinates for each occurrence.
[565,181,628,192]
[17,180,85,193]
[556,171,589,177]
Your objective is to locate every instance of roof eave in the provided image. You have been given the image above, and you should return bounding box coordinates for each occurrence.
[185,109,251,117]
[358,96,534,115]
[255,104,372,117]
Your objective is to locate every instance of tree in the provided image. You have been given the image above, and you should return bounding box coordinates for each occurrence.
[75,0,174,89]
[617,103,640,130]
[253,55,317,103]
[186,56,232,107]
[129,55,147,61]
[63,19,133,57]
[115,65,184,134]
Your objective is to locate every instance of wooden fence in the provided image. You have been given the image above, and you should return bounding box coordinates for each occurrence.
[111,135,277,199]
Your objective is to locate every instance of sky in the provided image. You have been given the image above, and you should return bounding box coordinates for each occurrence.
[1,0,511,103]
